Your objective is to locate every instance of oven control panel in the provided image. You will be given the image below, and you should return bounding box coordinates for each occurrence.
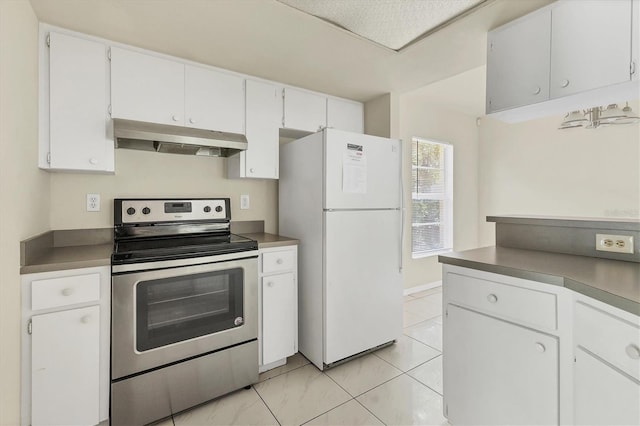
[116,199,229,224]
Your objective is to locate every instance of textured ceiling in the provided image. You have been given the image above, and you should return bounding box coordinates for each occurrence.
[277,0,486,50]
[28,0,552,104]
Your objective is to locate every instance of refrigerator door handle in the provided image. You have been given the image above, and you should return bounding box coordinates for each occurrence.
[399,140,404,273]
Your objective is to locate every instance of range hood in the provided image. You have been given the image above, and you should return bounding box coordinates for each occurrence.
[113,119,248,157]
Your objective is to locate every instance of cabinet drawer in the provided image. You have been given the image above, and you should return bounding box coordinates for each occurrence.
[446,272,557,330]
[575,301,640,381]
[262,249,296,274]
[31,273,100,311]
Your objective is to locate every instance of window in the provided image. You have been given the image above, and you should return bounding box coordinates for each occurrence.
[411,137,453,258]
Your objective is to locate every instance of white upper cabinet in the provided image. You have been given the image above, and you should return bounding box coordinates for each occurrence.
[45,31,113,173]
[184,65,245,134]
[327,98,364,133]
[282,87,327,133]
[486,0,636,120]
[111,48,246,133]
[550,0,633,98]
[486,10,551,113]
[110,47,185,126]
[228,80,280,179]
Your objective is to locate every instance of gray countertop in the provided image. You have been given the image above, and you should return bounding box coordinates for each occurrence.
[439,247,640,316]
[239,233,299,249]
[20,243,113,274]
[20,228,299,274]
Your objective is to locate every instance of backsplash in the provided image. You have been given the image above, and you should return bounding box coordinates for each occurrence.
[49,149,278,233]
[490,215,640,263]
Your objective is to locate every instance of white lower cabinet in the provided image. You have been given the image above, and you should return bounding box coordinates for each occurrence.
[445,304,558,425]
[574,347,640,425]
[262,273,296,364]
[258,245,298,371]
[31,306,100,426]
[443,264,640,426]
[21,266,110,426]
[573,298,640,425]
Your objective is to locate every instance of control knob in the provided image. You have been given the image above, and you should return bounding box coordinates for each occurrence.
[215,206,223,213]
[126,207,136,215]
[142,207,151,215]
[204,206,212,213]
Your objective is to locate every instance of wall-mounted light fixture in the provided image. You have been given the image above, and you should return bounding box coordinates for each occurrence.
[559,102,639,130]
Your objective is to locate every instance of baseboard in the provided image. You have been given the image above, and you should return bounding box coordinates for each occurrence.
[403,281,442,296]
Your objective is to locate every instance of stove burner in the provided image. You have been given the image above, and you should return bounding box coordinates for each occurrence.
[112,198,257,265]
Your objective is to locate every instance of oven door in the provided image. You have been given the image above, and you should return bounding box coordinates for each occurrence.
[111,252,258,380]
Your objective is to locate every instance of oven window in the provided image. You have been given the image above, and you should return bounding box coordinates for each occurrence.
[136,268,243,352]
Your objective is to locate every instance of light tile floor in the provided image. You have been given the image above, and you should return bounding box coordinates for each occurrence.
[151,287,445,426]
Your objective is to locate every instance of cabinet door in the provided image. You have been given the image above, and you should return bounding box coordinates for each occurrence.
[262,273,296,365]
[327,98,364,133]
[185,65,245,134]
[111,47,184,126]
[31,305,100,426]
[550,0,632,98]
[486,10,551,113]
[244,80,280,178]
[574,347,640,425]
[283,88,326,132]
[48,32,113,172]
[444,304,558,425]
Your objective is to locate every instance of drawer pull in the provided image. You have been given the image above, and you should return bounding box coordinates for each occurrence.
[80,315,91,324]
[61,288,74,296]
[626,344,640,360]
[560,79,570,88]
[267,281,274,287]
[535,342,546,353]
[276,258,284,265]
[487,294,498,303]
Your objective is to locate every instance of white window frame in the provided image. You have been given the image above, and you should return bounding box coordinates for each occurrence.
[411,137,454,259]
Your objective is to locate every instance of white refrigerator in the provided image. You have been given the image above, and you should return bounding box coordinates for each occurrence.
[279,128,403,370]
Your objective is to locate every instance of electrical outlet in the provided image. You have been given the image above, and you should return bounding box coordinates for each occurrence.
[596,234,634,254]
[87,193,100,212]
[240,194,250,210]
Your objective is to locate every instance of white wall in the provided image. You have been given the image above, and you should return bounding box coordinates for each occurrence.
[364,94,391,138]
[478,105,640,246]
[399,101,479,288]
[0,1,50,423]
[49,150,279,232]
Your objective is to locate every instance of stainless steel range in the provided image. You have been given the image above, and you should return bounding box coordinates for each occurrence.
[110,198,259,425]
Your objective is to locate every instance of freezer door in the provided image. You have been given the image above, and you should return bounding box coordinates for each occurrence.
[324,129,401,210]
[324,210,402,365]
